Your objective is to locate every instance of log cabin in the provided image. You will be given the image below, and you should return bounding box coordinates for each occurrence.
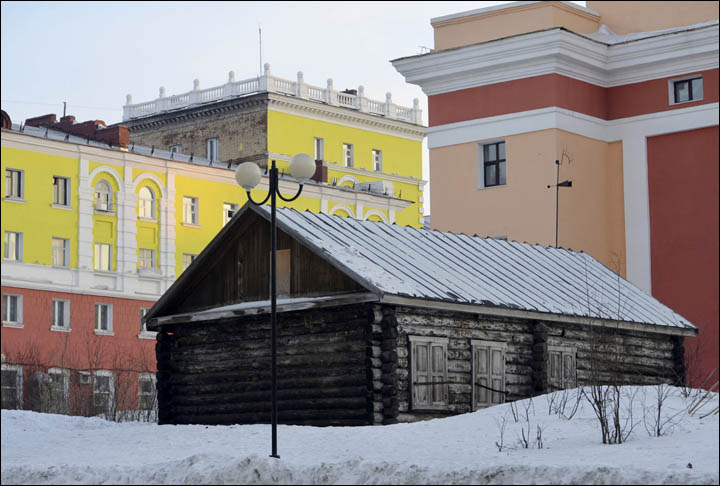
[144,204,697,426]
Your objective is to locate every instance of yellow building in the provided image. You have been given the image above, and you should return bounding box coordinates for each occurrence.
[1,113,421,414]
[120,64,426,228]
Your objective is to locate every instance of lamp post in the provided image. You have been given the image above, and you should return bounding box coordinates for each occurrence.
[234,154,316,459]
[547,159,572,248]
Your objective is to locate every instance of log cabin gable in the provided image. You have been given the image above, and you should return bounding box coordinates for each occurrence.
[147,204,367,321]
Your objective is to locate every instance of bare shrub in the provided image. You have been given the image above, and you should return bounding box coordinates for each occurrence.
[642,384,686,437]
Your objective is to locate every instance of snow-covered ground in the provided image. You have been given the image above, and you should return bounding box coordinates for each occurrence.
[2,386,718,485]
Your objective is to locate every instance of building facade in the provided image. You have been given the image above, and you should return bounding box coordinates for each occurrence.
[392,1,719,386]
[119,64,427,228]
[1,111,416,414]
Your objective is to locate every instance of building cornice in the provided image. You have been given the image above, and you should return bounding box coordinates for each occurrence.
[121,95,268,133]
[426,102,719,148]
[267,94,426,141]
[267,151,426,188]
[393,24,719,94]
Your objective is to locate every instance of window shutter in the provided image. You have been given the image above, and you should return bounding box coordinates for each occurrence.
[430,344,446,404]
[413,342,429,407]
[490,348,504,404]
[475,346,490,406]
[550,351,562,389]
[563,353,575,388]
[472,341,506,409]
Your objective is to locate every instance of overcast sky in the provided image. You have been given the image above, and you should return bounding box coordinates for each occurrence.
[1,1,585,214]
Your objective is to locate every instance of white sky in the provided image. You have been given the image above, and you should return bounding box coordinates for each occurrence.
[0,1,585,215]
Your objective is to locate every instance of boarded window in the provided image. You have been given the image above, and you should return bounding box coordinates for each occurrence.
[409,336,448,410]
[548,345,576,390]
[472,340,506,409]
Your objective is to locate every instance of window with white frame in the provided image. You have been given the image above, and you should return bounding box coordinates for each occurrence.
[94,180,113,212]
[52,176,71,207]
[94,243,112,271]
[472,340,506,409]
[47,367,70,413]
[4,231,22,261]
[183,196,198,225]
[343,143,354,167]
[671,76,703,104]
[138,248,155,269]
[138,186,155,219]
[138,373,157,411]
[2,294,23,327]
[409,336,448,410]
[93,371,114,415]
[206,137,219,162]
[223,202,238,226]
[372,149,382,172]
[51,299,70,330]
[548,345,576,391]
[170,144,182,154]
[182,253,197,270]
[52,237,69,267]
[5,169,23,200]
[94,303,113,333]
[1,363,23,410]
[313,137,324,161]
[479,141,506,188]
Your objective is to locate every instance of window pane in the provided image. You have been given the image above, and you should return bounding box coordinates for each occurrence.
[486,144,497,162]
[675,81,690,102]
[9,296,18,322]
[498,142,505,160]
[499,161,507,186]
[691,78,703,100]
[485,165,497,187]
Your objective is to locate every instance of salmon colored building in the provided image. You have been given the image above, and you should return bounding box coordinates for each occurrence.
[393,1,719,386]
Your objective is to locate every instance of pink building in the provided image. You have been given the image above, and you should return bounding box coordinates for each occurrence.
[393,1,719,386]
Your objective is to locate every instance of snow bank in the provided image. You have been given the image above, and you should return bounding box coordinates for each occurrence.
[2,386,718,485]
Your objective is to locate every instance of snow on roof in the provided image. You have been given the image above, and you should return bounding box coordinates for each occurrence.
[260,206,696,331]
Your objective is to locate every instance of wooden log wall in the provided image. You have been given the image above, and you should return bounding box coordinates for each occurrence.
[543,321,684,389]
[385,305,685,423]
[156,304,375,426]
[388,306,535,423]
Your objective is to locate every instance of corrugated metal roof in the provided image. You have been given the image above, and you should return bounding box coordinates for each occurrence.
[261,206,696,331]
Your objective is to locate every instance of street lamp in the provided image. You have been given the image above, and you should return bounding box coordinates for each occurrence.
[234,154,316,459]
[547,159,572,248]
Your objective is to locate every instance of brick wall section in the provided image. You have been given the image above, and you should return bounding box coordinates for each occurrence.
[124,95,269,166]
[1,286,157,372]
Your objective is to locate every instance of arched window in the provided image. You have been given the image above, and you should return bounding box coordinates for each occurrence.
[94,180,112,212]
[138,186,155,219]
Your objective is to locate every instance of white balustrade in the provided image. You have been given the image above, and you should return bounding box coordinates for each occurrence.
[122,70,423,125]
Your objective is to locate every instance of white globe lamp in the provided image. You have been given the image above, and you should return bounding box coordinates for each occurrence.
[235,162,262,190]
[289,153,316,181]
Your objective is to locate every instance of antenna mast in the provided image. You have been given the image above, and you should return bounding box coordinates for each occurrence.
[259,25,263,75]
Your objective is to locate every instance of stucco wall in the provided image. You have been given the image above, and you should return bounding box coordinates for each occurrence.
[429,129,626,275]
[588,1,719,35]
[647,126,719,386]
[432,2,599,51]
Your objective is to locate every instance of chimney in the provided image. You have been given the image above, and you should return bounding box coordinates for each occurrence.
[25,114,57,127]
[23,112,129,149]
